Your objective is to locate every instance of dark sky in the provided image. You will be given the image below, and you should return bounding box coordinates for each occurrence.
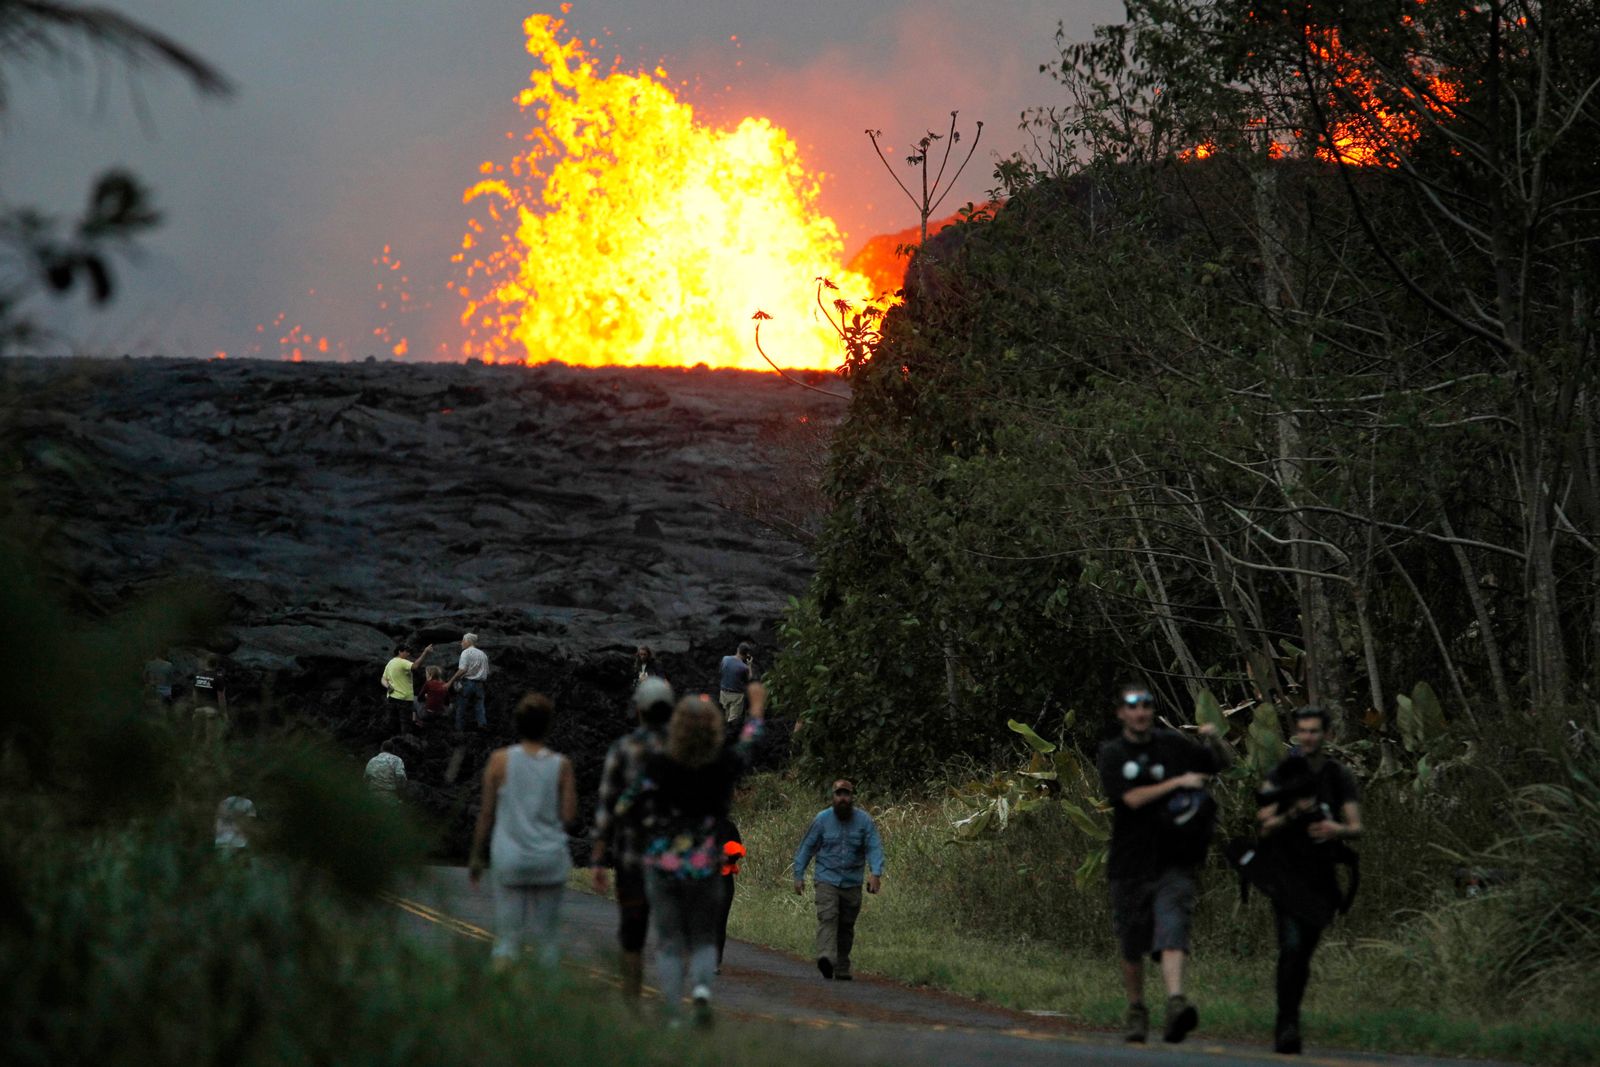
[2,1,1118,360]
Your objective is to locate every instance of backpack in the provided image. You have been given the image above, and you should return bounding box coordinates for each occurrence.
[1160,787,1217,866]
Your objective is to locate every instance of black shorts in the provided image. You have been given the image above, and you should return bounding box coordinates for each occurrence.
[1109,868,1198,962]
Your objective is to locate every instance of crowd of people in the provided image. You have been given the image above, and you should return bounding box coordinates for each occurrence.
[463,639,887,1031]
[381,633,490,733]
[215,630,1360,1055]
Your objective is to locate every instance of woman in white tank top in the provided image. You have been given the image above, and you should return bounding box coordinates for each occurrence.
[469,693,576,969]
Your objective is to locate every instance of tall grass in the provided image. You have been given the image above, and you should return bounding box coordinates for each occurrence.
[729,769,1600,1064]
[1,820,846,1067]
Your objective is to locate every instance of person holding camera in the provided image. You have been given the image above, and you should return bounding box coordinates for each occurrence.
[1254,705,1362,1055]
[1097,683,1232,1044]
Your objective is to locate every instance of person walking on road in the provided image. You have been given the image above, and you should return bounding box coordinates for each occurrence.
[717,641,754,724]
[1097,683,1232,1044]
[382,642,432,735]
[447,632,490,732]
[589,676,676,1002]
[469,693,577,971]
[632,684,765,1027]
[1252,705,1362,1055]
[792,778,884,982]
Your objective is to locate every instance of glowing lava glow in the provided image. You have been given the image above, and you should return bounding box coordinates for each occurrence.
[1180,8,1462,168]
[1308,26,1460,167]
[455,11,877,370]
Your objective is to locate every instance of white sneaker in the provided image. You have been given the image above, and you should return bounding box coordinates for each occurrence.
[691,984,713,1028]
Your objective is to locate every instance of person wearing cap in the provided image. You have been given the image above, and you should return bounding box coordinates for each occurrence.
[590,675,676,1002]
[792,778,884,981]
[1096,683,1232,1044]
[1253,705,1362,1055]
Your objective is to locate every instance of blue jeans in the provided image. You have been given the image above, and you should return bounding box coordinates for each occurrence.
[491,882,563,969]
[456,679,487,729]
[644,870,721,1014]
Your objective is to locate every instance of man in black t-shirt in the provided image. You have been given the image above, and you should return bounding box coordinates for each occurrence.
[1097,683,1232,1044]
[1255,705,1362,1056]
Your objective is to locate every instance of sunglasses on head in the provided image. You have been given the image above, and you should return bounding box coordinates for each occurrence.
[1123,694,1155,707]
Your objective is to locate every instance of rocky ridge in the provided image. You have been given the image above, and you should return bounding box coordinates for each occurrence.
[7,356,838,854]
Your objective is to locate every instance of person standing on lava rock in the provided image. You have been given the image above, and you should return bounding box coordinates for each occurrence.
[717,642,755,724]
[381,642,432,736]
[446,632,490,732]
[417,665,450,728]
[634,645,667,686]
[192,653,229,718]
[590,676,675,1003]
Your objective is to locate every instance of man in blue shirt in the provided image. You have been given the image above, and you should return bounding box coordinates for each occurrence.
[793,779,885,981]
[718,642,755,724]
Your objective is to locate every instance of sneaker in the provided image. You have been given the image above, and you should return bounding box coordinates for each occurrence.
[816,956,834,980]
[1163,994,1198,1043]
[1274,1020,1302,1055]
[691,984,713,1029]
[1124,1002,1149,1043]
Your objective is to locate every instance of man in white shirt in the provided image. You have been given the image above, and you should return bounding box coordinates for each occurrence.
[446,632,491,731]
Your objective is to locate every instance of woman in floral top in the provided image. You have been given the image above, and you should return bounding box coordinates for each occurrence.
[631,683,764,1027]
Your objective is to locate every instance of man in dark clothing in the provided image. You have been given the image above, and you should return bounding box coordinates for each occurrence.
[1254,706,1362,1055]
[714,815,743,974]
[590,677,675,1002]
[635,646,667,685]
[1097,683,1232,1044]
[718,642,754,724]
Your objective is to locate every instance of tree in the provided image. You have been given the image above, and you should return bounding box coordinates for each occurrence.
[0,0,232,352]
[774,0,1599,782]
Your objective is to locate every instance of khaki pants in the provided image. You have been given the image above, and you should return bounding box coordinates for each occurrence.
[814,882,863,977]
[719,689,746,724]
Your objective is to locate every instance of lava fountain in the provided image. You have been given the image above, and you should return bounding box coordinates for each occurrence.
[455,11,878,371]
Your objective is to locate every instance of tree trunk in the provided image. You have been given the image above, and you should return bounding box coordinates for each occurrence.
[1435,497,1514,719]
[1256,165,1349,730]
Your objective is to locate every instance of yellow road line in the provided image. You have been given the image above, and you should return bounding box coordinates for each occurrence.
[382,892,493,942]
[383,892,1407,1065]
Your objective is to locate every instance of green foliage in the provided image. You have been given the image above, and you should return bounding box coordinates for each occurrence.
[1397,681,1446,754]
[950,718,1112,888]
[777,0,1600,784]
[732,769,1600,1063]
[1245,701,1283,777]
[0,1,232,352]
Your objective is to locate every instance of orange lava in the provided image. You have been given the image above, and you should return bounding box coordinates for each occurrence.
[845,206,996,296]
[454,11,876,371]
[1309,26,1460,167]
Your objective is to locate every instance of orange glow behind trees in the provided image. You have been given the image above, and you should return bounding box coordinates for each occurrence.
[454,12,877,371]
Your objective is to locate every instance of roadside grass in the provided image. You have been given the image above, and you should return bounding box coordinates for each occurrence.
[2,812,882,1067]
[728,772,1600,1066]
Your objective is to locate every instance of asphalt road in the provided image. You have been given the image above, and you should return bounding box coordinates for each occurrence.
[391,866,1515,1067]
